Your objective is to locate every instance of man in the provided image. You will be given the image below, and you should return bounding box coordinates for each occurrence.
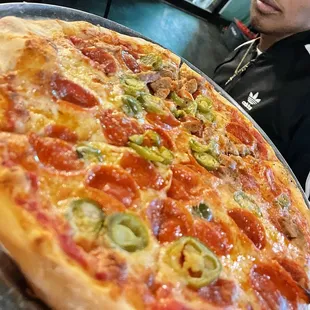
[213,0,310,196]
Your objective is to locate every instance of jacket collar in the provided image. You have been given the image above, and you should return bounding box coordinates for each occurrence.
[261,30,310,57]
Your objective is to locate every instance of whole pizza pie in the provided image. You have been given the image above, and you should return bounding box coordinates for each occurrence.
[0,16,309,310]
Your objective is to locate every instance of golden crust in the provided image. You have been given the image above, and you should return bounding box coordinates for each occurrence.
[0,191,134,310]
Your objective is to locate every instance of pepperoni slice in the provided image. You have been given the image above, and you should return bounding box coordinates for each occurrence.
[143,125,174,150]
[81,47,117,75]
[100,109,143,146]
[86,165,139,207]
[250,262,308,309]
[51,75,98,108]
[29,134,83,171]
[252,130,268,159]
[152,301,189,310]
[121,50,140,73]
[226,123,254,145]
[228,209,266,250]
[44,124,78,143]
[278,258,309,289]
[239,170,259,194]
[146,113,180,130]
[120,151,166,190]
[195,220,233,256]
[167,164,202,201]
[146,199,194,243]
[198,279,237,307]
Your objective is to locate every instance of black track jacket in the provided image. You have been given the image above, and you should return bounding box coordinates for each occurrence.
[213,31,310,194]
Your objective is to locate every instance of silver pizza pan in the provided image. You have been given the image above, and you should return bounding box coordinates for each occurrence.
[0,3,308,309]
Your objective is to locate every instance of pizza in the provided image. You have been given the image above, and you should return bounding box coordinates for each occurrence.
[0,16,309,310]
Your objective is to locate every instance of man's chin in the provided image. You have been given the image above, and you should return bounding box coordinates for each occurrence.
[250,12,275,34]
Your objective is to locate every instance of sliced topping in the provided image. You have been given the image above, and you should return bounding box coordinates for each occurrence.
[51,75,98,108]
[233,191,262,217]
[140,130,161,147]
[44,124,78,143]
[121,95,143,118]
[128,131,174,165]
[151,300,189,310]
[147,199,194,243]
[193,152,219,171]
[189,139,219,158]
[139,53,163,71]
[86,165,139,207]
[195,220,233,256]
[239,170,259,193]
[122,77,146,97]
[149,127,174,149]
[121,50,141,73]
[76,144,104,163]
[278,258,309,290]
[274,193,291,209]
[198,279,238,307]
[164,237,222,288]
[80,46,117,75]
[146,112,180,130]
[138,94,164,114]
[29,134,83,171]
[250,263,309,309]
[105,213,148,252]
[67,198,104,250]
[196,95,213,114]
[192,203,213,221]
[167,164,202,201]
[226,123,254,146]
[100,109,143,146]
[128,143,173,164]
[120,151,165,190]
[182,100,197,117]
[190,139,220,171]
[228,208,266,250]
[170,91,185,108]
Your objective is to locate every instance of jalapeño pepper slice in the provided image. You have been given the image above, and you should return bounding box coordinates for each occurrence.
[193,152,219,171]
[76,144,104,163]
[138,94,164,114]
[234,191,262,217]
[170,91,186,108]
[123,78,146,97]
[165,237,222,288]
[192,203,213,221]
[122,95,143,118]
[196,95,213,113]
[128,142,164,163]
[67,198,105,244]
[140,53,163,70]
[105,213,149,252]
[275,193,291,209]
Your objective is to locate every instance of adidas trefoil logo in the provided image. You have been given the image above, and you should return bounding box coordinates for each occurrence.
[242,92,261,111]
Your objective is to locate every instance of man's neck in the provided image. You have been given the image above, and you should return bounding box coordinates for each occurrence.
[258,33,292,51]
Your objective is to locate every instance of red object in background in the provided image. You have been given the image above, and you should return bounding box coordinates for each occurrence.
[234,19,257,40]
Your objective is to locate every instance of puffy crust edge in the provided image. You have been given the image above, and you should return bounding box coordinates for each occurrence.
[0,191,133,310]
